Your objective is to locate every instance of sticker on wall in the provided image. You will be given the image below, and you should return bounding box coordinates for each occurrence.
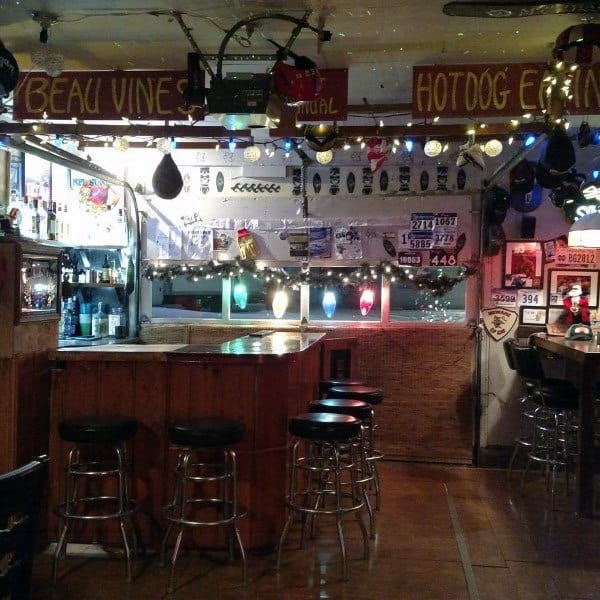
[216,171,225,193]
[383,236,397,257]
[379,170,389,192]
[230,182,281,193]
[313,172,322,194]
[419,169,429,191]
[329,167,340,195]
[481,307,518,342]
[436,166,448,191]
[200,167,210,194]
[456,168,466,190]
[292,167,302,196]
[346,171,356,194]
[399,166,411,192]
[455,232,466,255]
[362,167,373,195]
[334,226,363,259]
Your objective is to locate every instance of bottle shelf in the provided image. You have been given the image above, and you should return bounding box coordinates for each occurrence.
[72,283,125,288]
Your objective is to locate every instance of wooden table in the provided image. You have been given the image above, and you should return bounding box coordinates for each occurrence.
[48,333,324,550]
[531,333,600,517]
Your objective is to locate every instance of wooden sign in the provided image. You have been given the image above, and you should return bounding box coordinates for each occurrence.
[14,70,203,121]
[295,68,348,121]
[413,63,600,118]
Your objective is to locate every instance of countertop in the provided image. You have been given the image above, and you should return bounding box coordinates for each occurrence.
[50,332,325,362]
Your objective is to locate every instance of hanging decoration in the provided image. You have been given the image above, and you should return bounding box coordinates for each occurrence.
[243,145,261,162]
[233,281,248,309]
[143,258,477,297]
[316,150,334,164]
[456,140,485,170]
[359,288,375,316]
[237,228,261,260]
[322,290,337,318]
[151,153,183,199]
[304,125,339,152]
[272,289,289,319]
[366,137,390,173]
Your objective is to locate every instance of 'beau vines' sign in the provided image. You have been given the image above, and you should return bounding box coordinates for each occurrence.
[413,63,600,118]
[14,70,200,120]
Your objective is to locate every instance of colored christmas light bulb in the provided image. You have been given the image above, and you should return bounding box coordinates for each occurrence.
[233,281,248,310]
[359,288,375,316]
[272,289,289,319]
[322,290,337,318]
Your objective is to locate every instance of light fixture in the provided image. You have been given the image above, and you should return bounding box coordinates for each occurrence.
[244,145,261,162]
[156,137,171,154]
[272,289,289,319]
[31,11,64,76]
[233,281,248,309]
[524,134,537,147]
[568,212,600,247]
[484,139,503,157]
[423,139,442,157]
[322,290,337,318]
[359,289,375,316]
[113,137,129,152]
[404,139,414,152]
[316,150,333,164]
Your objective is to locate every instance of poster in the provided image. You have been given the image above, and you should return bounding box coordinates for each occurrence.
[310,227,332,258]
[333,226,362,259]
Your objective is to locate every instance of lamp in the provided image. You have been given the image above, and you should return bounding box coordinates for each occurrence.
[568,212,600,247]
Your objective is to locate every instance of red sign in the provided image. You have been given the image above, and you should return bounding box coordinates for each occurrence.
[413,63,600,118]
[14,70,202,121]
[295,68,348,121]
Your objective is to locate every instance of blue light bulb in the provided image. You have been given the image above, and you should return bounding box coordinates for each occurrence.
[594,170,600,180]
[228,138,237,152]
[283,138,293,152]
[233,282,248,310]
[524,134,536,147]
[322,290,337,318]
[404,139,414,152]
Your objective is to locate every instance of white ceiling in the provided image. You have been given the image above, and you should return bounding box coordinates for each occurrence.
[1,0,596,106]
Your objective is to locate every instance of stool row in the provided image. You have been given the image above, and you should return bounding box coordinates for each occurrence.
[52,382,384,587]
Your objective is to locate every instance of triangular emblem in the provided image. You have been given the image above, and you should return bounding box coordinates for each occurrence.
[481,307,518,342]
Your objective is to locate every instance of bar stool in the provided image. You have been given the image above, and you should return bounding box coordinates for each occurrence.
[319,378,366,398]
[161,418,247,592]
[53,416,138,583]
[503,339,540,480]
[327,385,384,509]
[276,412,370,581]
[308,397,376,538]
[507,341,579,507]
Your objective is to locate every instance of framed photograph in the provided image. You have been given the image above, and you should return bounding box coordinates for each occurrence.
[543,235,568,263]
[548,269,599,307]
[520,306,547,325]
[503,241,543,289]
[546,306,568,336]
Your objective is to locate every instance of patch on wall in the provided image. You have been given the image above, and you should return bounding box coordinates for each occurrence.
[419,169,429,192]
[292,168,302,196]
[329,167,340,195]
[362,168,373,195]
[399,166,411,192]
[313,172,322,194]
[230,182,281,193]
[456,168,466,190]
[481,307,518,342]
[216,171,224,193]
[379,170,389,192]
[346,171,356,194]
[436,166,448,191]
[200,167,210,194]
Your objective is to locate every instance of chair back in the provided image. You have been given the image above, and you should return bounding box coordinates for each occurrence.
[0,455,49,600]
[505,339,545,381]
[502,339,516,370]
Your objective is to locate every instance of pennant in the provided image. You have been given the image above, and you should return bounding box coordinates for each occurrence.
[366,137,390,173]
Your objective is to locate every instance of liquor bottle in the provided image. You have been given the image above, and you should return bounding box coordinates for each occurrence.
[101,254,111,283]
[31,197,41,239]
[125,256,135,296]
[38,199,48,240]
[47,201,57,240]
[63,298,74,338]
[20,196,33,238]
[70,295,80,336]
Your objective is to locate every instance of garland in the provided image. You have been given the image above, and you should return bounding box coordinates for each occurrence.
[143,258,477,296]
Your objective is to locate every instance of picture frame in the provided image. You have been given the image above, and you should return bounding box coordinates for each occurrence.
[546,306,568,336]
[503,240,543,290]
[520,306,547,326]
[548,269,599,307]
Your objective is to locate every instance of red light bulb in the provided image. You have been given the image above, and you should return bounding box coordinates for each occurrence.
[359,289,375,316]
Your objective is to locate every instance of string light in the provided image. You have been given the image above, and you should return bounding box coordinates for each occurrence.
[359,289,375,316]
[272,289,289,319]
[233,281,248,309]
[322,290,337,318]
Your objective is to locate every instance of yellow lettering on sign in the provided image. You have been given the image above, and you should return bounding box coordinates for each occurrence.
[112,78,127,113]
[49,77,67,114]
[156,77,171,115]
[24,77,49,114]
[519,69,537,110]
[465,71,477,111]
[493,71,509,109]
[448,71,464,110]
[433,72,447,112]
[415,72,432,112]
[66,78,85,115]
[584,68,600,110]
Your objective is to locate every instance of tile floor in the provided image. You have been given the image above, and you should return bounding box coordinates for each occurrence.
[30,461,600,599]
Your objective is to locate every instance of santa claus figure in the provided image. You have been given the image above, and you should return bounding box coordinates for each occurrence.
[563,284,590,326]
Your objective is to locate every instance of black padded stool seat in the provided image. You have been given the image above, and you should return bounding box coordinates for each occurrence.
[58,416,137,444]
[289,412,361,441]
[328,385,383,405]
[319,378,366,396]
[309,398,372,421]
[168,418,245,447]
[536,380,579,411]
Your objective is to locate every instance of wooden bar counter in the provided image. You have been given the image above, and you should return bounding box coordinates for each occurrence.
[48,332,324,551]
